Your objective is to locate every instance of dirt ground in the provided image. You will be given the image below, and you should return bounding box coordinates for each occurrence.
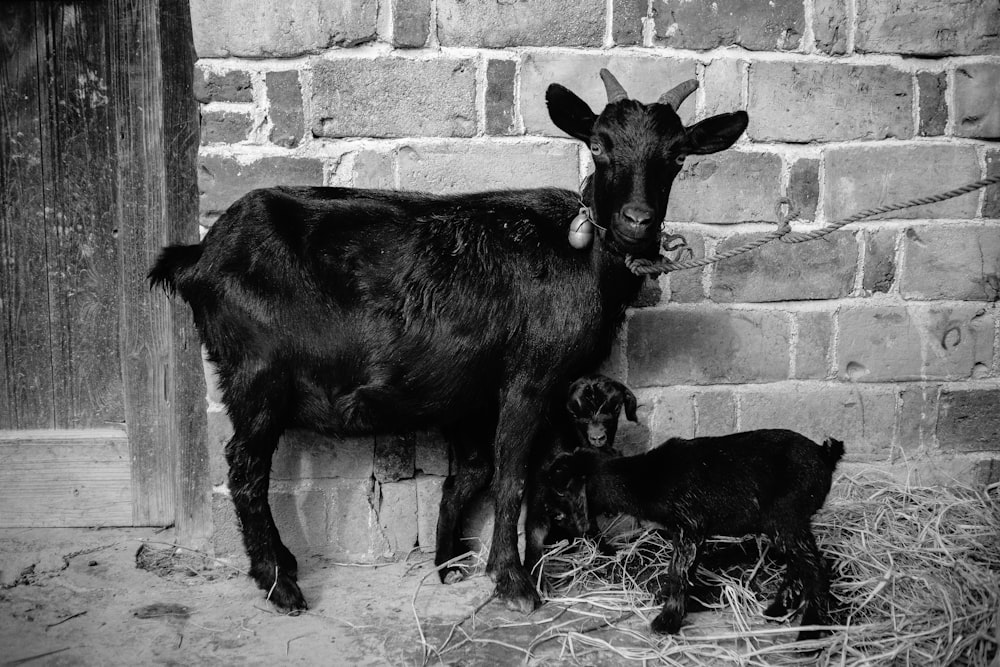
[1,527,756,666]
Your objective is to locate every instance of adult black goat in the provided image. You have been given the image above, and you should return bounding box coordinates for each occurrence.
[542,430,844,640]
[149,69,748,613]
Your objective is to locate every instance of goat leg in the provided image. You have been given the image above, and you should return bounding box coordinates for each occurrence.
[650,533,699,634]
[435,426,493,584]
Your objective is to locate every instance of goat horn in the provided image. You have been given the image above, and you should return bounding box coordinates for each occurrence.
[600,69,628,103]
[658,79,698,110]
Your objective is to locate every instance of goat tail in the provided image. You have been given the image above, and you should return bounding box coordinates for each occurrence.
[820,437,845,469]
[148,244,202,296]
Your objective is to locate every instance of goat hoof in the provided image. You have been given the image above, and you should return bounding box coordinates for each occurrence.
[256,568,308,612]
[492,568,541,614]
[650,610,683,635]
[440,567,466,585]
[763,600,789,619]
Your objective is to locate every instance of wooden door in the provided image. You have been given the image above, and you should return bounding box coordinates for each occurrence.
[0,0,208,543]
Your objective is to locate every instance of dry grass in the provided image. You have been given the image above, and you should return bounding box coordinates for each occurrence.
[424,474,1000,665]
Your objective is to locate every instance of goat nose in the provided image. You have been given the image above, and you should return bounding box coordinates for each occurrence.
[622,204,654,226]
[590,433,608,446]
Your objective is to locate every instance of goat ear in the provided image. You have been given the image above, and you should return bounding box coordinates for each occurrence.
[622,386,638,423]
[546,84,597,143]
[681,111,748,155]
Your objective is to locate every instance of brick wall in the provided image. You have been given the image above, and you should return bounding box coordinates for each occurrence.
[191,0,1000,563]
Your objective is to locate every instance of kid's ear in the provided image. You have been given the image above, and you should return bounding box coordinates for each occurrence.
[622,386,638,423]
[546,84,598,143]
[680,110,748,155]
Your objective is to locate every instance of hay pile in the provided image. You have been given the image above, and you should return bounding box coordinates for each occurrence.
[527,475,1000,665]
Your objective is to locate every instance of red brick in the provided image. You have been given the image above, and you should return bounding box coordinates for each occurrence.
[326,478,381,561]
[862,228,897,294]
[269,480,336,552]
[667,151,782,223]
[390,0,431,47]
[937,389,1000,452]
[823,145,980,221]
[855,0,1000,56]
[703,59,745,119]
[917,72,947,137]
[520,53,697,137]
[837,305,994,382]
[710,230,856,302]
[200,109,251,145]
[374,433,415,483]
[198,155,324,223]
[664,232,706,303]
[436,0,604,47]
[193,67,252,103]
[377,479,418,556]
[351,150,395,189]
[793,311,834,379]
[396,141,578,193]
[265,71,304,148]
[614,0,647,45]
[897,385,939,452]
[486,60,517,136]
[645,388,696,442]
[272,431,375,481]
[311,58,476,139]
[812,0,848,54]
[693,390,736,437]
[986,149,1000,219]
[652,0,803,51]
[739,385,897,460]
[628,306,791,386]
[748,62,912,142]
[953,64,1000,140]
[900,225,1000,301]
[787,158,819,221]
[415,474,445,550]
[191,0,377,57]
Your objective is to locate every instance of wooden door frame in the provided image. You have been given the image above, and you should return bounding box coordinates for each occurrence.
[111,0,208,545]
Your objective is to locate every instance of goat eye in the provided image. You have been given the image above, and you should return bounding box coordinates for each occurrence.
[673,154,686,166]
[590,142,604,156]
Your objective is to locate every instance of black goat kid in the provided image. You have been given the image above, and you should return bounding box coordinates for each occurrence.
[148,69,748,613]
[543,430,844,641]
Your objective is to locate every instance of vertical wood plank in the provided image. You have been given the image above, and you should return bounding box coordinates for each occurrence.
[0,4,56,429]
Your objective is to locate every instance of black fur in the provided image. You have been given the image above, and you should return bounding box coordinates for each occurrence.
[149,71,748,613]
[543,430,844,641]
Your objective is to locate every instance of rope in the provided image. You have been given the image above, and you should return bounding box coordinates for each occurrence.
[625,173,1000,276]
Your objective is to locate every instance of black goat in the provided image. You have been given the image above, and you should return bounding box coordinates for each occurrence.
[148,69,748,613]
[543,430,844,640]
[523,374,636,574]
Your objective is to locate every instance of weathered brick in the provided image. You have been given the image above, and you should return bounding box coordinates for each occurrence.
[396,141,578,193]
[667,151,782,223]
[896,385,939,452]
[326,478,381,561]
[351,150,395,189]
[266,71,304,148]
[377,479,418,556]
[812,0,848,54]
[652,0,802,51]
[694,390,736,436]
[971,459,1000,486]
[917,72,947,137]
[415,474,445,550]
[269,480,333,552]
[793,311,833,379]
[748,62,912,142]
[937,389,1000,452]
[711,231,856,302]
[837,305,994,382]
[198,155,324,222]
[739,385,897,460]
[211,492,246,561]
[665,233,705,303]
[193,67,252,103]
[900,225,1000,301]
[614,0,647,45]
[206,409,232,487]
[628,306,791,386]
[703,59,744,118]
[391,0,431,47]
[986,149,1000,219]
[272,431,375,481]
[374,433,415,483]
[645,388,696,442]
[191,0,377,57]
[953,64,1000,140]
[486,60,517,136]
[437,0,604,47]
[200,109,251,145]
[823,145,980,221]
[787,158,819,221]
[414,431,449,477]
[863,228,897,294]
[520,53,697,137]
[855,0,1000,56]
[311,58,476,139]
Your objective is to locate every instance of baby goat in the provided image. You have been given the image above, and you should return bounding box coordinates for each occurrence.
[543,429,844,641]
[524,374,637,573]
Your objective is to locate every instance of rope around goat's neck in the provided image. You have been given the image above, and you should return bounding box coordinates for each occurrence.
[625,174,1000,277]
